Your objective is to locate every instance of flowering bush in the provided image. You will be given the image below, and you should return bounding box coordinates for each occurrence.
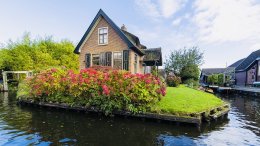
[22,67,166,115]
[166,75,181,87]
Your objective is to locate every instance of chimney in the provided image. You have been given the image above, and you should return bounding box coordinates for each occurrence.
[121,24,127,31]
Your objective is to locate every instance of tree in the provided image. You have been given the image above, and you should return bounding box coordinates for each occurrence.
[0,33,79,72]
[207,74,218,85]
[165,47,204,76]
[165,47,204,85]
[180,64,200,82]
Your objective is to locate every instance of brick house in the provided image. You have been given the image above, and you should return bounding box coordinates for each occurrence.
[74,9,162,74]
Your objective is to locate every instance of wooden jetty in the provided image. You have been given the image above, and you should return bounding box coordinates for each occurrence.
[206,85,260,96]
[1,71,33,92]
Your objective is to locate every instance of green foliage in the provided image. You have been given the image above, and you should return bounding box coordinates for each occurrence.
[180,64,200,82]
[183,79,199,88]
[18,67,166,115]
[207,74,219,85]
[165,47,204,76]
[217,74,224,86]
[0,33,78,72]
[151,85,225,116]
[166,75,181,87]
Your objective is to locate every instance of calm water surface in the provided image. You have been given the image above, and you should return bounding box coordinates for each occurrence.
[0,92,260,146]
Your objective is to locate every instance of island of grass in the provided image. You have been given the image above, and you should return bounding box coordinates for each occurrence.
[152,85,229,118]
[17,68,229,125]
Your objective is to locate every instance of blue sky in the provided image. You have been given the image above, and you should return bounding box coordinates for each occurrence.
[1,0,260,68]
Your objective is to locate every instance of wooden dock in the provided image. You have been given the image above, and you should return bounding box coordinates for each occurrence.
[232,86,260,96]
[206,85,260,96]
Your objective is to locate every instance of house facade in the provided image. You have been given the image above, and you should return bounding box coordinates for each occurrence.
[200,50,260,86]
[74,9,162,74]
[235,50,260,86]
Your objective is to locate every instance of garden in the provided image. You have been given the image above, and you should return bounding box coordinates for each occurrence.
[17,67,228,121]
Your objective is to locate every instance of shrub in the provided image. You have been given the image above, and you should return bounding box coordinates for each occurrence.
[19,67,166,115]
[166,75,181,87]
[184,79,199,89]
[217,74,224,86]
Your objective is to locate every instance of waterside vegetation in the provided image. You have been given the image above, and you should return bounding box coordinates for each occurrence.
[17,68,228,121]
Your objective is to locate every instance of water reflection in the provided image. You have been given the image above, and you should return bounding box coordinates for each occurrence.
[0,92,260,145]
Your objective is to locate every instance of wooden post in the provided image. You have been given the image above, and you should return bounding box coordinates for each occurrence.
[2,72,8,91]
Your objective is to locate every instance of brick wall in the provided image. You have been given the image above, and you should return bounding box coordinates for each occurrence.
[78,16,144,73]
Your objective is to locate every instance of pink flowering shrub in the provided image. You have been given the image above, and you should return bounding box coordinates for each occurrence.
[23,67,166,114]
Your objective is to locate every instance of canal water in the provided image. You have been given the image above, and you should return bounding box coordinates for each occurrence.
[0,92,260,146]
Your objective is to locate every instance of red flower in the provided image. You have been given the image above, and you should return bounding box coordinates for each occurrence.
[102,85,110,95]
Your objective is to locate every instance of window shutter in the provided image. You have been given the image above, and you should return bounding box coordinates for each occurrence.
[85,53,91,68]
[123,50,129,70]
[106,52,112,66]
[100,53,106,66]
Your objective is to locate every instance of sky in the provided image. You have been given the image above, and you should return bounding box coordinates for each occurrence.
[1,0,260,68]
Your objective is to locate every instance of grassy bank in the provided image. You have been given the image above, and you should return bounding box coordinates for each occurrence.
[152,85,226,116]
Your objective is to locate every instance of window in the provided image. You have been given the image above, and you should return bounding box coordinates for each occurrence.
[100,52,106,66]
[113,52,122,69]
[134,54,138,73]
[85,54,91,68]
[106,52,112,66]
[98,27,108,45]
[92,54,100,65]
[123,50,129,70]
[258,64,260,76]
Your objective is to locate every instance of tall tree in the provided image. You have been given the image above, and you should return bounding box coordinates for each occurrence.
[0,33,79,71]
[165,47,204,85]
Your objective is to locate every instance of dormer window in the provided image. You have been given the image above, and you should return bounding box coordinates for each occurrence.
[98,27,108,45]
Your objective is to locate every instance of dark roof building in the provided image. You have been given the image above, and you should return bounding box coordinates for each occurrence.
[228,58,245,68]
[201,68,227,76]
[236,50,260,72]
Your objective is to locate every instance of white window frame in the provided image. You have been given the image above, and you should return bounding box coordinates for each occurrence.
[92,54,100,66]
[113,51,123,69]
[98,27,108,45]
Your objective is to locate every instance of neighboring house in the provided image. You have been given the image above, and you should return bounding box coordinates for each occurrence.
[200,49,260,86]
[200,68,227,84]
[235,50,260,86]
[74,9,162,74]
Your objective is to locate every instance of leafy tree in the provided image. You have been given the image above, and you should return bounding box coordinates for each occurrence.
[217,74,224,86]
[165,47,204,76]
[165,47,203,85]
[207,74,218,85]
[180,64,200,82]
[0,33,79,72]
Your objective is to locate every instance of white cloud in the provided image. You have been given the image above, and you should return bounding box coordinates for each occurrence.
[172,18,182,26]
[158,0,185,18]
[192,0,260,43]
[134,0,186,19]
[134,0,160,19]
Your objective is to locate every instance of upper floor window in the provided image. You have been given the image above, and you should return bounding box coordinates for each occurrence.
[98,27,108,45]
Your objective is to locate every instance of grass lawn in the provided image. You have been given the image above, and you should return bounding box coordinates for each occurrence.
[151,85,226,116]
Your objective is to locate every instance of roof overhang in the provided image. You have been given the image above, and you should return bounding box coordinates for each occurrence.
[74,9,144,56]
[143,48,162,66]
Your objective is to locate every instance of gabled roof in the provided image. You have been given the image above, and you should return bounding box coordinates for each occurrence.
[228,58,245,68]
[236,49,260,71]
[74,9,144,55]
[143,48,162,66]
[121,30,147,49]
[201,68,226,76]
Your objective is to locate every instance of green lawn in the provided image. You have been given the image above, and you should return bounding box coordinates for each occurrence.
[151,85,225,116]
